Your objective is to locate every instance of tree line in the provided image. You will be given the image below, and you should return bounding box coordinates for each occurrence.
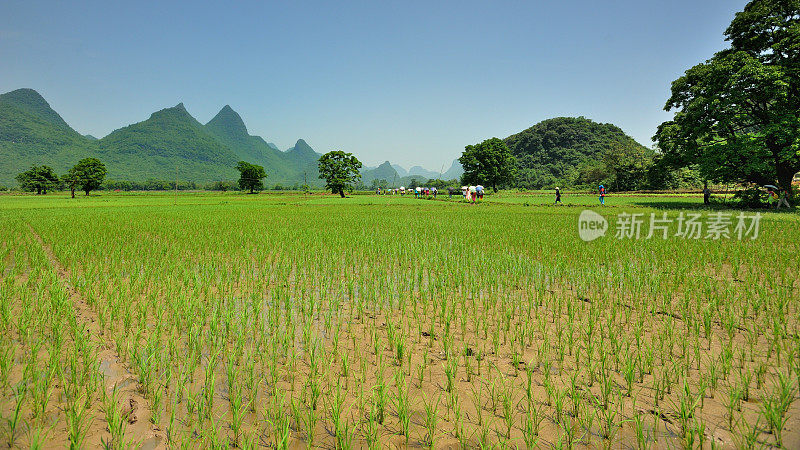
[15,158,106,197]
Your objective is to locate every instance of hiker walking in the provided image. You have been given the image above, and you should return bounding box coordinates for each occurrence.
[703,184,711,205]
[777,188,791,208]
[599,185,606,206]
[768,188,778,208]
[554,187,562,205]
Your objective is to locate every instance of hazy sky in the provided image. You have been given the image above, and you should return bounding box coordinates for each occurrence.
[1,0,748,170]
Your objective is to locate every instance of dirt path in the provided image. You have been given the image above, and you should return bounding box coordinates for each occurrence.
[27,224,165,449]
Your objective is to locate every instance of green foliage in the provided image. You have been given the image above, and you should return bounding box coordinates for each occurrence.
[505,117,653,189]
[425,178,459,189]
[602,142,652,191]
[15,165,59,194]
[104,179,202,191]
[459,137,517,192]
[370,178,389,190]
[236,161,267,194]
[67,158,107,195]
[654,0,800,195]
[318,151,362,197]
[645,159,703,190]
[733,187,768,208]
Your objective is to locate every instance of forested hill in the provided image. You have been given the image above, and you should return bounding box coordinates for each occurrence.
[504,117,654,189]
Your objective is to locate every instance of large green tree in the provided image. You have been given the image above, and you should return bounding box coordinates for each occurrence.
[236,161,267,193]
[15,165,59,194]
[459,137,517,192]
[68,158,107,195]
[318,151,362,197]
[603,142,653,191]
[654,0,800,195]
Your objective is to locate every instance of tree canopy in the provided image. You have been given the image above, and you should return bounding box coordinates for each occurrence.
[68,158,107,195]
[654,0,800,194]
[459,138,517,192]
[318,151,362,198]
[236,161,267,193]
[15,165,59,194]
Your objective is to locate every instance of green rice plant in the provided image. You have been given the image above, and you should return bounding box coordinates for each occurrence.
[733,416,760,449]
[102,386,128,450]
[393,379,411,442]
[422,393,441,449]
[28,427,50,450]
[598,398,618,441]
[471,383,484,426]
[501,387,515,439]
[372,378,387,425]
[363,406,380,450]
[229,385,250,447]
[725,386,742,428]
[66,395,93,449]
[478,415,491,449]
[267,391,291,450]
[31,365,55,424]
[673,380,700,439]
[326,381,345,435]
[4,382,26,447]
[522,406,540,448]
[444,357,458,393]
[760,394,789,447]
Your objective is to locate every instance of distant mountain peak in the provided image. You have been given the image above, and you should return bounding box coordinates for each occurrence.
[0,88,72,129]
[148,102,196,122]
[206,104,249,139]
[290,139,316,155]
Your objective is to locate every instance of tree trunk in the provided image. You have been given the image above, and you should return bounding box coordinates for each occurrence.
[71,188,75,198]
[339,188,345,198]
[84,189,90,196]
[250,186,254,194]
[776,167,795,199]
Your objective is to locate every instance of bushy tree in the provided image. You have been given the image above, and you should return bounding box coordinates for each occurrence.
[459,138,517,192]
[370,178,389,190]
[654,0,800,196]
[318,151,362,198]
[67,158,107,195]
[16,165,59,194]
[236,161,267,194]
[603,142,652,191]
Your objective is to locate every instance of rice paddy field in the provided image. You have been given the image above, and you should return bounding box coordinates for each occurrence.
[1,191,799,449]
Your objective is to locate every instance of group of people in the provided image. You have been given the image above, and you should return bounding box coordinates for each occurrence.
[375,186,437,197]
[414,186,438,198]
[767,187,792,209]
[457,185,484,202]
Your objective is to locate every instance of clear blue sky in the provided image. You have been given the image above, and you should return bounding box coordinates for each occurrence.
[0,0,748,170]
